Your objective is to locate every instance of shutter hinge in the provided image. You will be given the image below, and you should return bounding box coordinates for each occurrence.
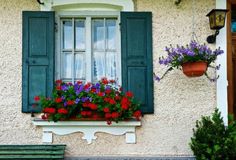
[54,22,58,32]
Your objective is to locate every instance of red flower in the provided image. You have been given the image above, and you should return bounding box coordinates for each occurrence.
[103,107,110,113]
[58,108,68,114]
[133,110,142,120]
[86,111,92,116]
[101,77,108,84]
[77,80,83,85]
[84,82,91,89]
[97,92,104,97]
[34,96,40,101]
[56,86,62,90]
[82,102,89,107]
[115,95,120,100]
[111,112,119,119]
[56,80,62,84]
[104,97,110,102]
[105,113,112,119]
[91,88,96,93]
[121,97,130,105]
[126,91,133,98]
[89,103,97,110]
[109,99,116,105]
[105,89,112,94]
[55,97,62,103]
[121,104,129,110]
[43,108,56,114]
[109,79,116,83]
[81,111,87,116]
[67,100,74,106]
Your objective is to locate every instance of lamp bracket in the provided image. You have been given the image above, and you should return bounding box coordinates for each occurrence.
[37,0,44,5]
[207,30,219,44]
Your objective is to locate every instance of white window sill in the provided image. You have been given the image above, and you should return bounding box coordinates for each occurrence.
[32,119,141,144]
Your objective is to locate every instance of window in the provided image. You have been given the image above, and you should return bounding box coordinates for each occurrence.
[58,15,120,84]
[22,11,153,114]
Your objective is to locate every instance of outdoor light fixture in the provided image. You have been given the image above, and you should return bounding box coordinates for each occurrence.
[206,9,228,43]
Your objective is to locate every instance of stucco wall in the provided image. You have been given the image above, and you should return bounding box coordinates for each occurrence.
[0,0,216,158]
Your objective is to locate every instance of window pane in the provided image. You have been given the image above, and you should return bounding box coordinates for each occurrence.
[106,19,116,50]
[75,20,85,50]
[62,53,72,79]
[63,21,72,49]
[75,53,85,79]
[93,52,105,81]
[106,52,116,80]
[93,19,105,50]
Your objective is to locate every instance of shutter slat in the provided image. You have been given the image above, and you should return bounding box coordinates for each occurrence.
[121,12,154,114]
[22,11,55,113]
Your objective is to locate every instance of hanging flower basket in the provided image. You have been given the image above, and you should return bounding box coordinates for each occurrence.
[182,61,207,77]
[154,41,224,82]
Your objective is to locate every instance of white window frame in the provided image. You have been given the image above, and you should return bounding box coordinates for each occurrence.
[55,11,121,84]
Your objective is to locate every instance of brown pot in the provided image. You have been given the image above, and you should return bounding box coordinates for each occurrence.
[181,61,207,77]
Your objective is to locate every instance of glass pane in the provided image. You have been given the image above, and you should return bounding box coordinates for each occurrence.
[106,19,116,50]
[62,53,72,79]
[75,20,85,50]
[63,21,72,49]
[75,53,85,79]
[93,19,105,50]
[93,52,105,82]
[106,52,116,80]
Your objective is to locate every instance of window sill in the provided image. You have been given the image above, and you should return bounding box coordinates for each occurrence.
[32,119,141,144]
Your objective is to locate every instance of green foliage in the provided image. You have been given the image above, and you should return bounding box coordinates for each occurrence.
[190,109,236,160]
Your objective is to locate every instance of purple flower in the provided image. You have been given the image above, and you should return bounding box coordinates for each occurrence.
[75,98,80,104]
[76,84,84,95]
[63,102,67,107]
[81,97,88,102]
[62,85,68,91]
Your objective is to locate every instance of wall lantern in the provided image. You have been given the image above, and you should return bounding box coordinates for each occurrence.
[206,9,228,43]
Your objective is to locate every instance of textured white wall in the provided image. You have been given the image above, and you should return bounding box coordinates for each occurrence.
[0,0,216,157]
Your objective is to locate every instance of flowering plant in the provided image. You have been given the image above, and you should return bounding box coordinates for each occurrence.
[34,78,141,124]
[154,41,224,81]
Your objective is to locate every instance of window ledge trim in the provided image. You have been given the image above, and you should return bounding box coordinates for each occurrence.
[32,119,141,144]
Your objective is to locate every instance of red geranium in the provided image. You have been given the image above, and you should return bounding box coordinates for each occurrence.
[89,103,97,110]
[103,107,110,113]
[105,89,112,94]
[121,104,129,110]
[43,107,56,114]
[105,113,112,119]
[126,91,133,98]
[109,99,116,105]
[97,92,104,97]
[58,108,68,114]
[55,97,62,103]
[133,110,142,120]
[56,86,62,90]
[34,96,40,101]
[67,100,74,106]
[101,77,108,84]
[111,112,119,119]
[56,80,62,84]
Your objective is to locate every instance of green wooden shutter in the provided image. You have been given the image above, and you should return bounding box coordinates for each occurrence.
[22,11,55,113]
[121,12,154,114]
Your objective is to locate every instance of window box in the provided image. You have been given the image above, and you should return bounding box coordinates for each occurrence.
[32,118,141,144]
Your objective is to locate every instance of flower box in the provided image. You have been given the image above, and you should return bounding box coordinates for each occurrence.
[32,118,141,144]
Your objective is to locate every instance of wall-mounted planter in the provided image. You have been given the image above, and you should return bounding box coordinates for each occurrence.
[182,61,207,77]
[32,119,141,144]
